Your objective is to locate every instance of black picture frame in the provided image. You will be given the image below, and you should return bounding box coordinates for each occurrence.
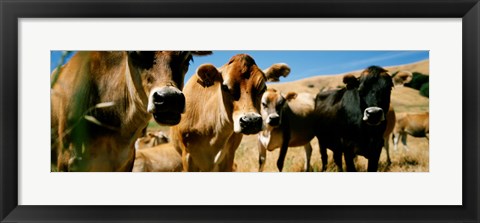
[1,0,478,222]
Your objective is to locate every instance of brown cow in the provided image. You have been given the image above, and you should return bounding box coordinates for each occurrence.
[51,51,211,172]
[263,63,291,82]
[393,112,429,151]
[257,89,317,172]
[132,143,182,172]
[170,54,290,171]
[135,131,169,150]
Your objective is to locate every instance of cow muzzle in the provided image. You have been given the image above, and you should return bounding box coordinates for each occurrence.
[237,113,263,135]
[148,87,185,126]
[363,107,385,126]
[266,114,281,127]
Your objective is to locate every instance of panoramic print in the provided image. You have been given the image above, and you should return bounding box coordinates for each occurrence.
[51,51,429,172]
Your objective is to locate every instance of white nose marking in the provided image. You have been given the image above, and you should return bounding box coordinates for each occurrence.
[363,107,384,121]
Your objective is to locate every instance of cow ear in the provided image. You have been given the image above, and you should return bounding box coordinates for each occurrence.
[190,51,213,56]
[284,92,297,101]
[196,64,220,88]
[264,63,291,82]
[343,74,359,90]
[392,71,413,86]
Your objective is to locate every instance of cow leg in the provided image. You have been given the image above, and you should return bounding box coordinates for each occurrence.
[401,132,409,151]
[257,140,267,172]
[319,146,328,172]
[187,154,201,172]
[393,133,399,151]
[367,145,382,172]
[344,148,357,172]
[276,136,290,172]
[181,149,189,172]
[303,143,313,172]
[333,149,343,172]
[384,135,391,165]
[214,134,242,172]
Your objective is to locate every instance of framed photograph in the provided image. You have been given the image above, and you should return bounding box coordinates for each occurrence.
[1,0,479,222]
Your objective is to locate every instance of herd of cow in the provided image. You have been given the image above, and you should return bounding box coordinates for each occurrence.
[50,51,429,172]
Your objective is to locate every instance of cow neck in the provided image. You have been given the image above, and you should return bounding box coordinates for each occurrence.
[122,57,151,132]
[341,89,363,126]
[218,84,234,128]
[124,57,149,120]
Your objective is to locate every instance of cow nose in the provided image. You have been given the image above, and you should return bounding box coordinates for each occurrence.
[267,114,280,126]
[240,114,263,134]
[152,91,186,113]
[363,107,384,125]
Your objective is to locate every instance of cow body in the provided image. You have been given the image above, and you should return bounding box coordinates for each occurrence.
[135,131,169,150]
[257,89,317,172]
[132,143,182,172]
[314,66,393,172]
[51,51,210,171]
[393,112,429,151]
[171,54,290,172]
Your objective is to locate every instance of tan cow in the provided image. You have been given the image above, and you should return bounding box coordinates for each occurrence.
[170,54,290,171]
[135,131,169,150]
[392,71,413,87]
[132,143,182,172]
[51,51,211,172]
[257,89,317,172]
[393,112,429,151]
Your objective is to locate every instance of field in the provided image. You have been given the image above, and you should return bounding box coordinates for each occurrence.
[150,59,430,172]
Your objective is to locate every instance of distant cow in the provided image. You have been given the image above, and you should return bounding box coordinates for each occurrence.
[171,54,290,171]
[135,131,169,150]
[392,71,413,87]
[393,112,429,151]
[132,143,182,172]
[51,51,211,172]
[263,63,291,82]
[314,66,393,172]
[257,89,317,172]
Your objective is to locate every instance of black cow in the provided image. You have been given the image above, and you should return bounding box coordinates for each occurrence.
[314,66,393,172]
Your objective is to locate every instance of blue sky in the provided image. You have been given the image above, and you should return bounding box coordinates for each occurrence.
[51,51,428,82]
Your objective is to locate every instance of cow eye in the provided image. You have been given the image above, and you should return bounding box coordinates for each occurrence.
[258,86,266,95]
[262,102,267,107]
[221,84,230,92]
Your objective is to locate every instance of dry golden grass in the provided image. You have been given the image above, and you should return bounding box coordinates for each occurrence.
[150,59,430,172]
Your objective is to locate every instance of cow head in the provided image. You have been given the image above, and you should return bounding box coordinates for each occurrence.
[196,54,288,135]
[392,70,413,86]
[134,131,169,150]
[261,88,297,128]
[263,63,291,82]
[345,66,393,126]
[127,51,212,125]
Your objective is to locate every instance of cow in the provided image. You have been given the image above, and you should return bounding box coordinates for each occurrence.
[170,54,290,171]
[135,131,169,150]
[392,71,413,87]
[132,142,182,172]
[263,63,291,82]
[51,51,211,172]
[313,66,393,172]
[393,112,429,151]
[257,89,317,172]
